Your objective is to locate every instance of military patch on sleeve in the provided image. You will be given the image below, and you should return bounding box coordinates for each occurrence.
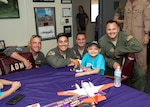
[127,35,134,41]
[48,51,55,56]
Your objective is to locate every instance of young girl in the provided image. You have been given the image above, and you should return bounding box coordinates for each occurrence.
[0,79,21,100]
[75,41,105,77]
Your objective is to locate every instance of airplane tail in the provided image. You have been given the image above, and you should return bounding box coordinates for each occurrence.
[83,94,106,104]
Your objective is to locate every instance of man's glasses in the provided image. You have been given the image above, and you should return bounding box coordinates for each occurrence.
[31,35,41,39]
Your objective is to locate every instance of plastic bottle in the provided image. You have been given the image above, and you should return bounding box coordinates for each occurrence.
[114,66,122,87]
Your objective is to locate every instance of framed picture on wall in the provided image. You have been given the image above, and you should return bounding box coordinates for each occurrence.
[0,40,5,51]
[61,0,72,4]
[33,0,55,2]
[34,7,56,40]
[64,26,71,37]
[62,8,71,17]
[0,0,20,19]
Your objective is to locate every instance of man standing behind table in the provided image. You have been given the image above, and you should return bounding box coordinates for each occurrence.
[123,0,150,72]
[99,20,146,91]
[46,33,77,68]
[4,35,47,69]
[72,32,87,60]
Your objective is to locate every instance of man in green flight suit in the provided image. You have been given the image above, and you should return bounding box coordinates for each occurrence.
[46,33,77,68]
[99,20,146,92]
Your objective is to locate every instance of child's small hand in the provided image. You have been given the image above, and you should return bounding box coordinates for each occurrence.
[11,81,21,91]
[0,82,4,89]
[81,66,87,71]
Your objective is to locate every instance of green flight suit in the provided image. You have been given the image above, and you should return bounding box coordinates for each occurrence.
[72,44,87,60]
[4,46,47,67]
[46,47,77,68]
[99,31,146,91]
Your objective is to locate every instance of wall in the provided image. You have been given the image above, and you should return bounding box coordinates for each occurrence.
[0,0,73,55]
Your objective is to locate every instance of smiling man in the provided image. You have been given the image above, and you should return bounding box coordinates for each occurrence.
[99,20,146,92]
[4,35,46,69]
[46,33,77,68]
[72,32,87,60]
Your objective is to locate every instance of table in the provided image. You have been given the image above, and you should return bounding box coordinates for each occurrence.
[0,65,150,107]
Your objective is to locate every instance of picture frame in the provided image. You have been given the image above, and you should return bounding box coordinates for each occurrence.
[0,40,6,51]
[0,0,20,19]
[61,0,72,4]
[34,7,56,40]
[33,0,55,2]
[64,26,71,37]
[62,8,71,17]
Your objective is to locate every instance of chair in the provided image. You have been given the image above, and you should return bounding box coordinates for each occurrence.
[0,40,6,52]
[0,52,35,75]
[105,53,135,85]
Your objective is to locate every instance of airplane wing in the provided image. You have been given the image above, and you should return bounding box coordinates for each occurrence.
[57,82,114,105]
[90,83,114,93]
[57,83,114,96]
[57,88,87,96]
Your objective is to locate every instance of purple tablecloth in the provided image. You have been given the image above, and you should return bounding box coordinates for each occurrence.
[0,65,150,107]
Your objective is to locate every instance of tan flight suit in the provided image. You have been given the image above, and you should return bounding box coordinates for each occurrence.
[123,0,150,72]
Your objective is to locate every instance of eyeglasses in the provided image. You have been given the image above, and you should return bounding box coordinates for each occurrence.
[31,35,41,38]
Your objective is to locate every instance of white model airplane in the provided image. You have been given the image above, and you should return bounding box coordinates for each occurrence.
[57,81,114,104]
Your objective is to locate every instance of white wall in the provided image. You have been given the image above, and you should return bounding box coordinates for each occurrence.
[0,0,73,55]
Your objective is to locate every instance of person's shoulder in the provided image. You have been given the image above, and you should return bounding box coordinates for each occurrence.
[76,13,80,17]
[46,47,57,56]
[67,48,75,53]
[83,52,89,57]
[119,31,129,37]
[72,44,78,50]
[99,34,107,42]
[98,53,104,57]
[38,51,45,56]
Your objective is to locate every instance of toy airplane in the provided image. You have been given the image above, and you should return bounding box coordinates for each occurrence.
[57,81,114,104]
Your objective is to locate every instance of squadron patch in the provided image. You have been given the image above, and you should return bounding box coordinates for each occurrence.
[127,35,134,41]
[48,51,55,56]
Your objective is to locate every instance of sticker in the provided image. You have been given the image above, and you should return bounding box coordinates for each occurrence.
[48,51,55,56]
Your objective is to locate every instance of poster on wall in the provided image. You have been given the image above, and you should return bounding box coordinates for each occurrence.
[34,7,56,40]
[0,0,19,19]
[64,26,71,37]
[33,0,55,2]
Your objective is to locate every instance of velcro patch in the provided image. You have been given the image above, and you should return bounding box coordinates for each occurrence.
[48,51,55,56]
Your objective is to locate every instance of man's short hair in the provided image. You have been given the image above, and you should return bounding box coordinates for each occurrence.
[76,32,86,39]
[30,35,42,41]
[56,33,68,41]
[106,20,119,27]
